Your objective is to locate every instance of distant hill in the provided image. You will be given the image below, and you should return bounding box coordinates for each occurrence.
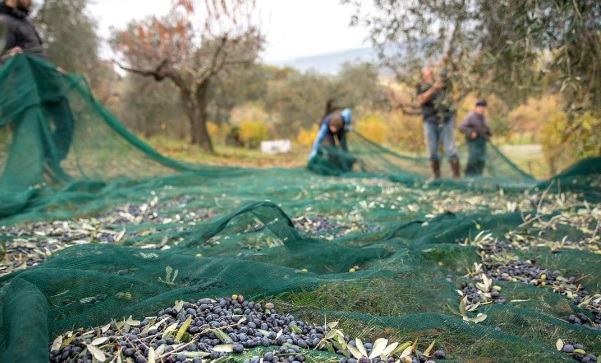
[268,47,378,74]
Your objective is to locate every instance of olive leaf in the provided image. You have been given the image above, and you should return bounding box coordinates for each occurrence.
[469,313,488,323]
[150,316,170,331]
[115,228,126,243]
[51,335,62,352]
[91,337,108,346]
[347,344,364,360]
[369,338,388,358]
[142,318,156,335]
[333,340,349,357]
[173,300,184,312]
[325,342,335,353]
[125,316,140,326]
[467,302,481,312]
[159,266,179,285]
[423,340,436,357]
[155,344,166,355]
[211,328,233,343]
[325,329,341,340]
[61,332,76,348]
[356,337,368,357]
[213,344,234,352]
[101,323,111,333]
[290,324,303,334]
[148,347,156,363]
[556,338,565,351]
[392,341,412,356]
[476,273,492,292]
[399,344,413,358]
[459,296,468,317]
[85,344,106,362]
[162,323,178,339]
[175,316,192,342]
[380,341,399,358]
[184,352,211,358]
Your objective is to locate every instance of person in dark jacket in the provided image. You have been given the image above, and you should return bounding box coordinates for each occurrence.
[1,0,73,181]
[0,0,47,61]
[417,65,460,179]
[458,99,492,177]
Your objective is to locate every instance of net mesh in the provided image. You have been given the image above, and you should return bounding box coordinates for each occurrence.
[1,55,600,363]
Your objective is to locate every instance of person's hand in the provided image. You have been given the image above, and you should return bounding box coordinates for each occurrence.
[56,66,66,75]
[432,80,445,90]
[8,46,23,57]
[471,131,478,140]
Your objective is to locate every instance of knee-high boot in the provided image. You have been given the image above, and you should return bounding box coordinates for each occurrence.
[431,160,441,179]
[450,159,461,179]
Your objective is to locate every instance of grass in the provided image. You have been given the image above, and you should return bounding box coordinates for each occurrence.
[144,135,310,168]
[499,144,550,178]
[145,135,554,179]
[267,283,578,363]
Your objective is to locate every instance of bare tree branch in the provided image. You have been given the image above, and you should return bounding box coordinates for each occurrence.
[114,59,170,81]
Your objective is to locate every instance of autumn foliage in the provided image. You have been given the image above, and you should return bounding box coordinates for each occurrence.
[112,0,263,152]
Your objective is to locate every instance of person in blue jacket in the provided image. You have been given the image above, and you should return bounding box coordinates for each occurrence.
[308,108,352,160]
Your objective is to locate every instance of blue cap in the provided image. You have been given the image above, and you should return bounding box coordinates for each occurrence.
[341,108,352,124]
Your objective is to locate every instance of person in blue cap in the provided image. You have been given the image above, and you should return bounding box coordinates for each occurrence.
[459,99,492,177]
[308,108,352,160]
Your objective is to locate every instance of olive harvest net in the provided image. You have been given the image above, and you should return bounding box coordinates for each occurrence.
[0,55,600,363]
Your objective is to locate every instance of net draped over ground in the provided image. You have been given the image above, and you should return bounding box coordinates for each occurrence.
[0,55,600,363]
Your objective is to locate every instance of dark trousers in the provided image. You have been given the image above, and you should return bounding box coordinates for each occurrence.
[465,138,487,177]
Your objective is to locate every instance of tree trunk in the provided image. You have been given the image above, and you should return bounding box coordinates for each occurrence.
[182,81,214,153]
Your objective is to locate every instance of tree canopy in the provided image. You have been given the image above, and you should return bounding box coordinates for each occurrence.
[344,0,600,112]
[111,0,264,152]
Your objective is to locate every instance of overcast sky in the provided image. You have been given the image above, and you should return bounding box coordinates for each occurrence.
[87,0,370,63]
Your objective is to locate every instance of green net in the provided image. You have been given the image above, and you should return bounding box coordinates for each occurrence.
[308,132,536,191]
[1,55,600,363]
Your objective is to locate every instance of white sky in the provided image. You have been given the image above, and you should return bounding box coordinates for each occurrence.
[87,0,370,63]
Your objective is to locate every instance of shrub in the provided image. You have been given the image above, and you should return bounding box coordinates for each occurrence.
[239,120,270,149]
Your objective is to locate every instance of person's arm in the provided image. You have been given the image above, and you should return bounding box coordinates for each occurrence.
[339,131,348,152]
[459,113,479,140]
[309,124,329,159]
[416,81,444,105]
[458,113,474,134]
[0,20,19,61]
[344,119,352,131]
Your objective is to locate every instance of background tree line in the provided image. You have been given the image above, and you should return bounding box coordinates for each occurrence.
[29,0,600,175]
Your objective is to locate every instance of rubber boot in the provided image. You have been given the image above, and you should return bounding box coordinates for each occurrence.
[431,160,441,179]
[450,159,461,179]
